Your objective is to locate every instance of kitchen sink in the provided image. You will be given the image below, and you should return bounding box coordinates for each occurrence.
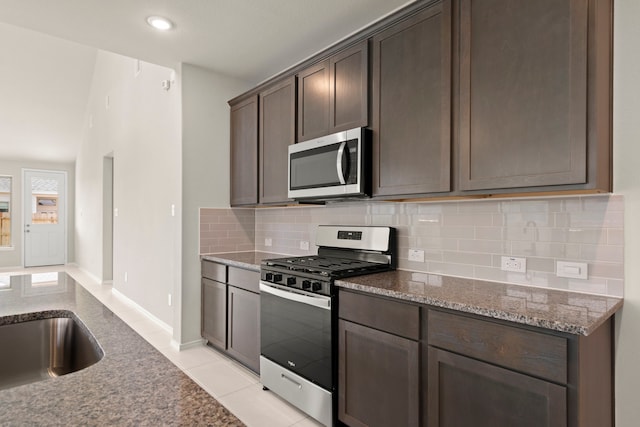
[0,314,103,390]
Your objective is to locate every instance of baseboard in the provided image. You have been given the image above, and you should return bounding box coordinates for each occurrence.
[0,265,23,273]
[171,338,206,351]
[111,288,173,335]
[70,264,103,286]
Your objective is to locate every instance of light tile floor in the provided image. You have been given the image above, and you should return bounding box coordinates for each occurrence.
[2,265,323,427]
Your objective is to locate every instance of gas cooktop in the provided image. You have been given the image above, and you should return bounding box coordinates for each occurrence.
[260,226,396,295]
[264,255,392,278]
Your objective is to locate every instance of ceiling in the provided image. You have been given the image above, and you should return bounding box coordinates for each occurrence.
[0,0,413,164]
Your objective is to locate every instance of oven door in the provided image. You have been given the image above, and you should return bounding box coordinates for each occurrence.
[259,281,333,390]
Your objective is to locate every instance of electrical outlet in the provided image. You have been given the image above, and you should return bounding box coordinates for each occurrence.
[557,261,588,279]
[300,240,310,251]
[265,238,272,247]
[501,256,527,273]
[408,249,425,263]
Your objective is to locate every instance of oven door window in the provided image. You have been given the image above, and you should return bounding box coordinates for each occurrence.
[260,289,332,390]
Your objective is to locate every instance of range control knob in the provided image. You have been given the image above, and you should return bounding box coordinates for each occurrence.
[286,277,296,286]
[265,273,274,282]
[312,282,322,292]
[273,274,283,283]
[302,280,311,290]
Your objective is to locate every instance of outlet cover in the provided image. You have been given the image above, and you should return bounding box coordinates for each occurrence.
[300,240,310,251]
[408,249,425,263]
[501,256,527,273]
[265,238,272,247]
[557,261,588,279]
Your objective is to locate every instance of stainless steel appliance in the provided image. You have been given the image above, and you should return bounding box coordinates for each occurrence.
[288,127,369,201]
[259,225,395,426]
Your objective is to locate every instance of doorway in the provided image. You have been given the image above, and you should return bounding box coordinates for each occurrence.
[23,169,66,267]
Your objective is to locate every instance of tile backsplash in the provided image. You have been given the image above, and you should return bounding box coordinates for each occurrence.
[199,208,255,254]
[200,194,624,297]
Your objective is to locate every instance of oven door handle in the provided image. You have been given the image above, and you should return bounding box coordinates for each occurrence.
[260,282,331,310]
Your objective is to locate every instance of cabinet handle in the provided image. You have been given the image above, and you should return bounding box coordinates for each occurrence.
[228,292,233,348]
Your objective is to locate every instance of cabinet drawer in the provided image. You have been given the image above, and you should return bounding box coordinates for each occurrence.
[428,310,567,383]
[228,266,260,293]
[202,260,226,282]
[339,290,419,340]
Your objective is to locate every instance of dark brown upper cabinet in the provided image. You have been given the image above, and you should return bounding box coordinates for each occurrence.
[330,41,369,133]
[228,0,612,204]
[371,2,452,198]
[259,77,296,205]
[229,95,258,206]
[297,41,368,142]
[458,0,612,193]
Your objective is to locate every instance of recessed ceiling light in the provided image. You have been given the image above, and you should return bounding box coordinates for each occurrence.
[146,16,174,31]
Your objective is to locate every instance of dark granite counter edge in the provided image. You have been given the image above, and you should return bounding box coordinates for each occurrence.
[336,281,623,336]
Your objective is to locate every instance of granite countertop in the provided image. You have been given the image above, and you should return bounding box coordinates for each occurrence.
[0,272,243,426]
[198,251,623,336]
[336,270,623,336]
[201,251,288,272]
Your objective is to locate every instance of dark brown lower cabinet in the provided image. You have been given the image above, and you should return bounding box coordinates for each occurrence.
[337,289,613,427]
[201,277,226,349]
[427,347,567,427]
[227,285,260,372]
[201,261,261,373]
[338,319,419,427]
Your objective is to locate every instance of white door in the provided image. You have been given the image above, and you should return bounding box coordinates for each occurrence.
[23,170,66,267]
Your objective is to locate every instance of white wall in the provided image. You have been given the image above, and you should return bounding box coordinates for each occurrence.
[613,0,640,424]
[75,51,180,326]
[177,63,249,345]
[0,159,75,269]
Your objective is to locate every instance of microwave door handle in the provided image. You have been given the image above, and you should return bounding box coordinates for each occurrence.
[336,141,347,184]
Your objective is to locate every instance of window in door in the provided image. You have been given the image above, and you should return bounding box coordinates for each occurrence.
[0,176,11,247]
[31,177,59,224]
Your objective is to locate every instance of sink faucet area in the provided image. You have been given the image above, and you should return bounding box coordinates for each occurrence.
[0,313,104,390]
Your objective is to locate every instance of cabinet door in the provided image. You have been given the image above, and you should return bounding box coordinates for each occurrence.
[227,286,260,372]
[259,77,296,204]
[230,95,258,206]
[202,278,226,349]
[371,2,452,197]
[458,0,588,191]
[297,60,330,142]
[329,41,368,133]
[428,347,567,427]
[339,319,419,427]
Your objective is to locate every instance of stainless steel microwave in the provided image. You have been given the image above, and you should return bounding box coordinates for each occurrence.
[288,127,369,200]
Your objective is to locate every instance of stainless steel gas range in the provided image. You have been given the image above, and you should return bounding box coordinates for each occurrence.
[259,225,396,426]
